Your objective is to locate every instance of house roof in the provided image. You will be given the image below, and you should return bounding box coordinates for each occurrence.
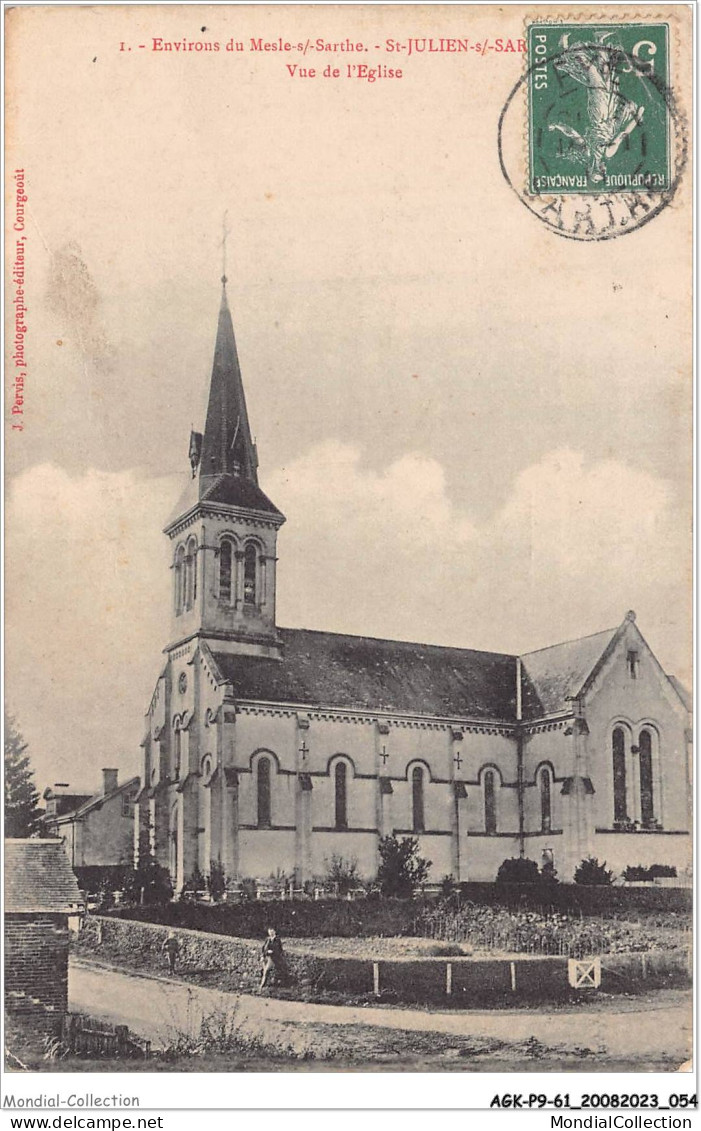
[71,775,140,821]
[520,627,617,718]
[4,839,83,913]
[213,627,518,720]
[41,788,93,820]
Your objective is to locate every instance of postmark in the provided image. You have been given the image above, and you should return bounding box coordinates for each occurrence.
[497,17,688,241]
[529,24,670,195]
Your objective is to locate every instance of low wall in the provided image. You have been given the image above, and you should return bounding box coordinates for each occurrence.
[75,916,690,1005]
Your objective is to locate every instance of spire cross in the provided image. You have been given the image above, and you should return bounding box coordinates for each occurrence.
[220,210,229,284]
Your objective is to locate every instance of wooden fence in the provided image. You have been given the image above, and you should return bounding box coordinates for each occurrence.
[62,1014,151,1059]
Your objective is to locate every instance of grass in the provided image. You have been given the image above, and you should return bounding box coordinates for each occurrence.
[6,1003,690,1074]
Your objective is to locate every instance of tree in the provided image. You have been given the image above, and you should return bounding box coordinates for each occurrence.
[574,856,614,885]
[4,713,42,838]
[376,835,431,898]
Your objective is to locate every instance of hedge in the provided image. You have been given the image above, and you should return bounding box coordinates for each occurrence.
[102,883,691,942]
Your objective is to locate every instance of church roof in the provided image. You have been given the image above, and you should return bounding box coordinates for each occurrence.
[668,674,692,712]
[520,627,617,718]
[199,282,259,486]
[166,470,283,529]
[212,628,517,720]
[165,282,283,532]
[4,839,83,913]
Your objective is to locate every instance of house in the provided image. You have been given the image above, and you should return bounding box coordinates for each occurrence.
[4,839,84,1034]
[41,770,140,869]
[135,280,692,890]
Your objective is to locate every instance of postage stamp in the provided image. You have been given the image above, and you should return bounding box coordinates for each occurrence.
[528,23,670,195]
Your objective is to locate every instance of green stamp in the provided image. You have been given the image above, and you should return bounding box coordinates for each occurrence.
[528,23,670,194]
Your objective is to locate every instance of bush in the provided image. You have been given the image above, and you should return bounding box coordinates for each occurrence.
[207,860,227,902]
[323,854,361,896]
[496,857,540,884]
[180,868,207,899]
[574,857,614,886]
[123,857,173,904]
[376,835,431,899]
[540,860,559,886]
[623,863,678,882]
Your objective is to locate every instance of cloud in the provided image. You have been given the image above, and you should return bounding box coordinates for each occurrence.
[5,447,689,793]
[270,442,690,669]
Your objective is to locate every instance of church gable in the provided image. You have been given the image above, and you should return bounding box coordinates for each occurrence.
[578,614,689,720]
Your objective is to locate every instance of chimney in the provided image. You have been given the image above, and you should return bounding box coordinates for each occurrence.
[102,768,119,795]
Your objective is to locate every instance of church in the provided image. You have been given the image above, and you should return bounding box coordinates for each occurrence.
[134,280,692,890]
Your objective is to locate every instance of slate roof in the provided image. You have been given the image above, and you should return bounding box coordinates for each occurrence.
[213,628,518,720]
[668,675,692,712]
[520,627,617,719]
[41,789,92,820]
[199,285,259,485]
[4,839,83,913]
[166,472,282,529]
[66,776,140,821]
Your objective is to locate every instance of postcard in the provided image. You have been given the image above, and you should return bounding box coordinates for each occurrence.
[3,0,693,1113]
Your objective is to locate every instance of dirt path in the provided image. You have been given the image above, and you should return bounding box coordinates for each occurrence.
[69,958,691,1065]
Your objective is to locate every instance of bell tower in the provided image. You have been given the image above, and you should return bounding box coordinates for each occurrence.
[164,276,285,658]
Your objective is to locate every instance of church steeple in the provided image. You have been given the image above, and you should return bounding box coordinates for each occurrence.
[165,275,284,658]
[196,278,259,489]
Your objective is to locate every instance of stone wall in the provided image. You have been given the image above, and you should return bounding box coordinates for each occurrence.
[75,915,690,1004]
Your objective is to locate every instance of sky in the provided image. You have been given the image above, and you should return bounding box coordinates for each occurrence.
[5,5,692,794]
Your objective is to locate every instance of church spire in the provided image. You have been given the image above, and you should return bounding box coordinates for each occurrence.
[197,277,259,489]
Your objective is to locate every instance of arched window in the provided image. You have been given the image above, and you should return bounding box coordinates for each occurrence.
[219,539,233,602]
[639,729,654,825]
[484,770,497,834]
[412,766,425,833]
[539,768,551,833]
[243,543,257,605]
[335,762,348,829]
[185,537,198,608]
[173,724,182,779]
[612,727,627,823]
[257,757,271,828]
[174,545,185,614]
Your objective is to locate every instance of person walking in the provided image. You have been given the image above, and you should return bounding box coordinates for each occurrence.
[163,930,180,975]
[260,926,284,990]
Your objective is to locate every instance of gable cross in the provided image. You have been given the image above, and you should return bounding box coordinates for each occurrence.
[299,740,309,762]
[454,750,463,771]
[380,745,389,766]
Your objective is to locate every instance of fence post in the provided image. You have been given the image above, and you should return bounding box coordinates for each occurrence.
[510,961,517,992]
[115,1025,129,1057]
[446,963,452,996]
[372,962,380,997]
